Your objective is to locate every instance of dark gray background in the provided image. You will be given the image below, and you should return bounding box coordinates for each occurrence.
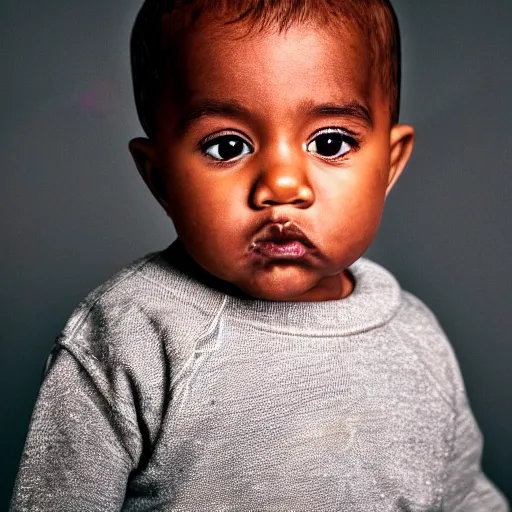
[2,0,511,507]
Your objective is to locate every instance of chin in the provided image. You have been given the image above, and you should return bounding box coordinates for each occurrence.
[236,270,321,302]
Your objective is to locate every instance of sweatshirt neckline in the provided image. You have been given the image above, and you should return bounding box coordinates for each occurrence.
[161,240,402,337]
[226,258,402,336]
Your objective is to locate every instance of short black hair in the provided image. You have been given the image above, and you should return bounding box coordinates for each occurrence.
[131,0,401,137]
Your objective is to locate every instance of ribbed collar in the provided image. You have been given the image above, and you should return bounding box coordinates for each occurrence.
[226,258,401,337]
[160,239,402,337]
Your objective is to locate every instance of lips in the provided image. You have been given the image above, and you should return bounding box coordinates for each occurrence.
[251,221,314,259]
[254,240,308,258]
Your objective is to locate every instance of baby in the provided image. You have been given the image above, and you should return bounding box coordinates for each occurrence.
[10,0,509,510]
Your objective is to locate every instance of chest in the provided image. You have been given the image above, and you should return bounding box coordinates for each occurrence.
[126,329,453,511]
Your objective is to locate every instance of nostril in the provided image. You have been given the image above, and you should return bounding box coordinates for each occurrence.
[251,174,315,209]
[262,196,307,207]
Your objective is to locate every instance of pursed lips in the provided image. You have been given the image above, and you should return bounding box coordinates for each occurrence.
[251,221,315,259]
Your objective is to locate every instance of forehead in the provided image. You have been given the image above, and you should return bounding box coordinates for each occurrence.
[161,17,382,127]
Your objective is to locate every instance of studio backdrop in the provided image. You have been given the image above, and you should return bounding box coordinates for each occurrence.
[1,0,511,508]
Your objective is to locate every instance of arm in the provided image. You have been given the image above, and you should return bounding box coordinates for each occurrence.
[10,345,142,512]
[442,355,509,511]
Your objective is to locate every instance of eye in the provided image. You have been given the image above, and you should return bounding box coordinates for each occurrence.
[201,134,253,162]
[306,129,355,160]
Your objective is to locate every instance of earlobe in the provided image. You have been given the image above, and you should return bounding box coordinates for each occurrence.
[128,138,170,213]
[385,124,415,197]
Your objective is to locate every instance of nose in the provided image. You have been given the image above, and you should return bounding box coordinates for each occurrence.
[251,146,315,209]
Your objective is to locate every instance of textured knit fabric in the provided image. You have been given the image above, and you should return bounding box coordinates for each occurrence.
[10,241,509,511]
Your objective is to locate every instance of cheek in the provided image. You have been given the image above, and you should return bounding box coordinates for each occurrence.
[166,173,248,243]
[318,165,387,214]
[314,160,389,243]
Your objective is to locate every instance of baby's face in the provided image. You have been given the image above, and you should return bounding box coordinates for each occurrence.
[131,18,414,301]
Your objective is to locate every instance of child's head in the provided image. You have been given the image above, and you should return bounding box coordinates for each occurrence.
[131,0,402,136]
[129,0,414,302]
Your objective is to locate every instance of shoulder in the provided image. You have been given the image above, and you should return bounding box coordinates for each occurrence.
[356,258,464,408]
[391,286,464,408]
[52,246,228,387]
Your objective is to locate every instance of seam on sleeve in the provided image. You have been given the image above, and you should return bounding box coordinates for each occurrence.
[46,253,165,425]
[171,294,229,388]
[52,341,143,467]
[60,252,162,341]
[168,295,229,416]
[57,337,141,432]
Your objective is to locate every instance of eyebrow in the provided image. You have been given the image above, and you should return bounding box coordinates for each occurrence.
[300,100,373,129]
[177,100,252,134]
[177,98,373,134]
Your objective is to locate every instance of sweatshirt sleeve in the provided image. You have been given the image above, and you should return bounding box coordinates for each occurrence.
[442,352,509,511]
[9,343,143,512]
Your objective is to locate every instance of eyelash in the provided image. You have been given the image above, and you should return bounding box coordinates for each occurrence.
[305,128,360,161]
[199,128,360,165]
[200,130,253,166]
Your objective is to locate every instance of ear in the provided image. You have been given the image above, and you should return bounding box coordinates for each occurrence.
[129,138,170,214]
[385,124,415,197]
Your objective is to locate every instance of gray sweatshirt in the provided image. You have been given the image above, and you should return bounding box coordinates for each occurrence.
[10,242,509,511]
